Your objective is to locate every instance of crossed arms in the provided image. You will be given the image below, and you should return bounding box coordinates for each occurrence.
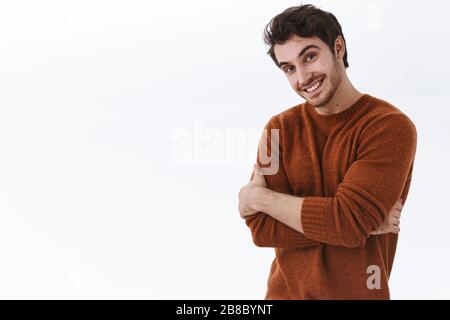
[238,114,416,249]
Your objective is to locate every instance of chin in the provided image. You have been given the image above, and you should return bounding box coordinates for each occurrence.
[297,84,330,107]
[309,89,334,108]
[305,93,325,107]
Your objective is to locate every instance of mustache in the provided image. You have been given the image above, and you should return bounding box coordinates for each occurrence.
[300,76,325,90]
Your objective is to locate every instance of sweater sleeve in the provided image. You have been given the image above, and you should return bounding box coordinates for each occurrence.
[245,116,321,249]
[300,113,417,248]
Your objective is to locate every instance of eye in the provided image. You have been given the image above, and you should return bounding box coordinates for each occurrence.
[305,52,317,62]
[284,65,295,74]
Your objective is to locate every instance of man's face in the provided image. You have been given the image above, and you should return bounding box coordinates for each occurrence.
[274,35,343,107]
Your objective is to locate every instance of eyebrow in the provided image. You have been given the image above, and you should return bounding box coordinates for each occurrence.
[278,45,320,68]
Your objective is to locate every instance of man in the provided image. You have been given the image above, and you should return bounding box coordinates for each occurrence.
[238,4,417,299]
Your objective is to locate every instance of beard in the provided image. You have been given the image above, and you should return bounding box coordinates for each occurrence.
[302,58,343,108]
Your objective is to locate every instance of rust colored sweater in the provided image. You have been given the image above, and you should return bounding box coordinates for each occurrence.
[245,94,417,299]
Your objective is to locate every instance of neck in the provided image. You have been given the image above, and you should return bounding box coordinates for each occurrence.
[315,73,363,116]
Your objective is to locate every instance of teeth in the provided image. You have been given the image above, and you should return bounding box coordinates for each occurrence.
[305,79,322,93]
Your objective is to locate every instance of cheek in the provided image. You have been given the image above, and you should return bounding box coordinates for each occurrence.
[317,62,329,73]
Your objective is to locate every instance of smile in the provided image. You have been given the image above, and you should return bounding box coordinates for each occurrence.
[304,77,324,93]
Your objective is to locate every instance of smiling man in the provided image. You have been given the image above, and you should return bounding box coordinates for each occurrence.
[238,4,417,299]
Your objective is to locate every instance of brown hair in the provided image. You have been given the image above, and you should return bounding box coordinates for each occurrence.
[264,4,349,69]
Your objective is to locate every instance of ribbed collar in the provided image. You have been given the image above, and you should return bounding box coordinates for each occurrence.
[305,94,372,126]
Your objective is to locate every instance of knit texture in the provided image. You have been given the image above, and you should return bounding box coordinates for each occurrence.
[245,94,417,299]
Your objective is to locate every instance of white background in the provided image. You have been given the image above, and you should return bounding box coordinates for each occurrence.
[0,0,449,299]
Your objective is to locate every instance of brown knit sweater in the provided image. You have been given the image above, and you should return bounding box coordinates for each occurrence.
[245,94,417,299]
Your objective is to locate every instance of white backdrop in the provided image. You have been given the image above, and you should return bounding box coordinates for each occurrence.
[0,0,449,299]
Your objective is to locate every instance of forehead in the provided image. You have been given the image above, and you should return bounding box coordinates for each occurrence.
[274,35,324,64]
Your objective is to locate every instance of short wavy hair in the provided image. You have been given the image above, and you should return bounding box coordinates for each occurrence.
[264,4,349,69]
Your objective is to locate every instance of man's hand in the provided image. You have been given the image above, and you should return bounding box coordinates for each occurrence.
[238,164,267,218]
[249,163,267,187]
[240,165,404,236]
[370,199,403,235]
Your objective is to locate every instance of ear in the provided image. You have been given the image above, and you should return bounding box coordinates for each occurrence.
[334,36,346,60]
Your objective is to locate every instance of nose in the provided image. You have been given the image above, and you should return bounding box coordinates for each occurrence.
[295,68,312,91]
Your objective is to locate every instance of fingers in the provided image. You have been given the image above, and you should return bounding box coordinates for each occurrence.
[395,199,403,211]
[252,164,262,180]
[249,163,262,181]
[390,215,400,226]
[391,226,401,234]
[389,211,401,233]
[251,163,267,186]
[390,199,404,218]
[373,200,404,235]
[389,207,401,225]
[396,199,403,217]
[371,225,401,235]
[390,207,401,219]
[238,199,258,218]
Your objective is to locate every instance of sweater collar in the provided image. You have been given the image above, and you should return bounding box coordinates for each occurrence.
[305,94,372,125]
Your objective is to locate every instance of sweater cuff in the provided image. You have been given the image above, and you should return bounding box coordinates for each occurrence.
[301,196,330,243]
